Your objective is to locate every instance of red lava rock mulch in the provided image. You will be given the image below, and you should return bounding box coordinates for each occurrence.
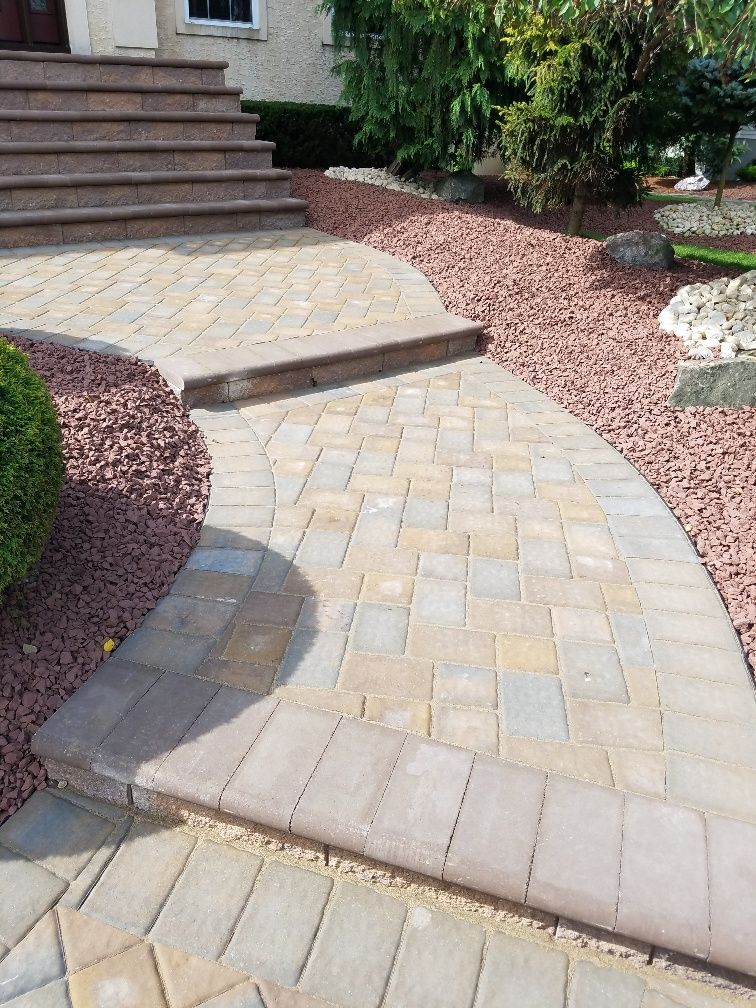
[0,339,210,822]
[292,168,756,677]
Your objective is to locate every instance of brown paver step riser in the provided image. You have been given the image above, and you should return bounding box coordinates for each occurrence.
[0,178,292,212]
[0,59,227,87]
[0,90,241,114]
[0,119,257,144]
[0,148,274,176]
[0,208,307,248]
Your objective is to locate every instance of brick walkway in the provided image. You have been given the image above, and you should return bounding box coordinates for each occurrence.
[0,789,749,1008]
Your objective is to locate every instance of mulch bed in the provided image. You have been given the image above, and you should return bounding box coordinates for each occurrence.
[0,339,210,822]
[647,176,756,202]
[292,168,756,678]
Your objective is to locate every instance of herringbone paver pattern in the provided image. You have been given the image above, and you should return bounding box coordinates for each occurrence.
[0,228,444,364]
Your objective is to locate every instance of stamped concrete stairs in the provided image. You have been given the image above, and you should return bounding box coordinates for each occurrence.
[0,50,306,248]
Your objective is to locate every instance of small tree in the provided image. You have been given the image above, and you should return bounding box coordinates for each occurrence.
[677,57,756,205]
[323,0,517,172]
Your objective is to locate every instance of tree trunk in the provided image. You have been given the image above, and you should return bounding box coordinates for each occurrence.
[715,127,738,207]
[567,180,588,236]
[681,142,696,178]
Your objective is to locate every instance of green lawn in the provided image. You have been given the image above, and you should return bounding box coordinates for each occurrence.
[644,191,705,204]
[581,230,756,271]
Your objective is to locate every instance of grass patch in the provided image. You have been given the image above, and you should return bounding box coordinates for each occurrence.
[644,191,706,204]
[580,230,756,271]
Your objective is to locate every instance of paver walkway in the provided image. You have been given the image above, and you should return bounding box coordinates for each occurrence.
[5,229,756,992]
[0,789,751,1008]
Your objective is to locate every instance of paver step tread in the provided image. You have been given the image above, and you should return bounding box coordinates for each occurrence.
[0,47,229,70]
[0,168,291,190]
[0,197,307,227]
[0,140,273,153]
[0,109,259,123]
[0,79,241,95]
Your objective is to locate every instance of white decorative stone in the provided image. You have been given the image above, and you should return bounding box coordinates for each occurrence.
[674,175,710,192]
[324,166,440,199]
[659,270,756,360]
[654,199,756,237]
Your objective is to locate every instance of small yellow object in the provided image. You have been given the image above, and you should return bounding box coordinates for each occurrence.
[103,638,117,653]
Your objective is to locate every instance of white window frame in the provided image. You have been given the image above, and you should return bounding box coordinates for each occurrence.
[184,0,260,29]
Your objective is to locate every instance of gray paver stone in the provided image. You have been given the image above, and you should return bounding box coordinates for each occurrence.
[82,819,196,935]
[364,736,473,877]
[444,755,545,903]
[475,932,568,1008]
[0,911,65,1004]
[300,882,407,1008]
[151,838,263,959]
[113,626,215,675]
[528,775,623,930]
[350,603,410,656]
[610,613,654,667]
[469,557,521,601]
[223,861,332,986]
[92,672,218,787]
[222,702,340,831]
[292,718,406,851]
[0,790,114,882]
[706,814,756,975]
[278,628,349,688]
[567,960,645,1008]
[499,671,569,742]
[0,846,67,947]
[558,641,629,703]
[385,906,485,1008]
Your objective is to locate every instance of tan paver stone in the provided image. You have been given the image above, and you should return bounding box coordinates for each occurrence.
[407,625,496,667]
[365,736,474,876]
[432,706,499,754]
[664,711,756,769]
[153,944,248,1008]
[444,755,546,902]
[622,665,659,708]
[364,697,431,734]
[609,750,667,799]
[617,795,709,959]
[496,634,558,674]
[274,686,364,716]
[656,674,756,725]
[432,663,497,708]
[221,623,292,665]
[200,658,276,693]
[68,943,167,1008]
[499,737,614,786]
[398,528,469,555]
[601,584,642,613]
[57,906,140,974]
[570,703,663,751]
[282,569,364,601]
[292,717,406,850]
[467,599,553,637]
[221,702,341,831]
[552,607,613,643]
[360,573,415,605]
[528,774,623,930]
[237,593,304,627]
[468,533,518,560]
[523,576,606,610]
[339,653,434,700]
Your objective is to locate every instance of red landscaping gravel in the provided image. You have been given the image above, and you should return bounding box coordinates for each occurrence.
[0,339,210,821]
[292,168,756,676]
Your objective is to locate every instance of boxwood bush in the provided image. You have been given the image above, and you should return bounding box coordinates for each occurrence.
[0,338,64,594]
[241,100,394,169]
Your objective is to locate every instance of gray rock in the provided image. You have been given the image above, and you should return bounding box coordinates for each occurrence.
[669,355,756,408]
[604,231,675,270]
[433,171,485,204]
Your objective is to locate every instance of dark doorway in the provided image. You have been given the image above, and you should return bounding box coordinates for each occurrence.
[0,0,69,52]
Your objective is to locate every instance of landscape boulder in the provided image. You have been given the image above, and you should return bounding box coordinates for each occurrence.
[433,171,485,204]
[603,231,675,270]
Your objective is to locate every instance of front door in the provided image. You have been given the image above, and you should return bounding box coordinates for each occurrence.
[0,0,69,51]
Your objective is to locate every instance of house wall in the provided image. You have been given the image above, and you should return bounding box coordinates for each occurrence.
[70,0,342,103]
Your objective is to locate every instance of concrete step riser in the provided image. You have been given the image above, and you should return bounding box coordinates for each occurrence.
[0,149,273,176]
[0,119,257,143]
[0,91,241,114]
[0,60,227,87]
[1,178,292,212]
[0,208,307,248]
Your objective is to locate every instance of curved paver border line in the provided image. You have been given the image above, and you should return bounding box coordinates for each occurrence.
[32,354,756,981]
[0,228,483,405]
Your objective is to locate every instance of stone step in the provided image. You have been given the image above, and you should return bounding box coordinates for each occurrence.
[0,48,229,87]
[0,139,275,176]
[0,79,242,114]
[0,109,258,144]
[157,313,485,405]
[31,658,756,980]
[0,169,292,211]
[0,197,307,247]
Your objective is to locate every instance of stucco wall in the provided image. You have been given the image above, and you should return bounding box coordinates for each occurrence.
[76,0,342,104]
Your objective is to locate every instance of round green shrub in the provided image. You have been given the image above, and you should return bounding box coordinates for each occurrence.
[0,338,64,594]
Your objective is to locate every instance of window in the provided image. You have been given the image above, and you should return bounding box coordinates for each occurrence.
[186,0,256,26]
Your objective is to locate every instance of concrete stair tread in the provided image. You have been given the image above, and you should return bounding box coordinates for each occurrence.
[0,168,291,190]
[0,47,228,70]
[0,109,260,123]
[0,140,273,153]
[0,198,307,227]
[0,79,242,95]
